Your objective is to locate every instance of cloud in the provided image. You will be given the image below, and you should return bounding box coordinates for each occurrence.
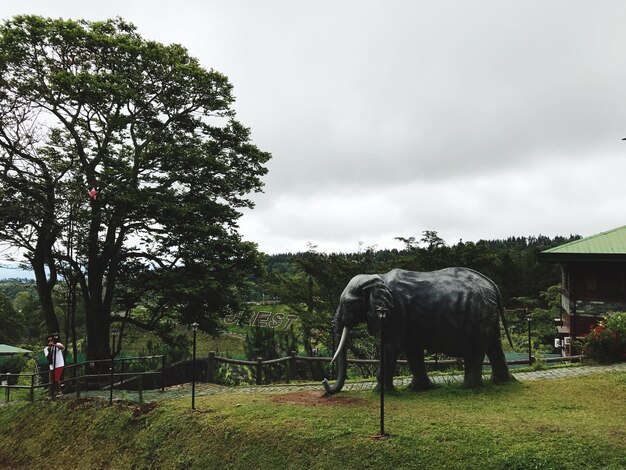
[241,153,626,253]
[5,1,626,255]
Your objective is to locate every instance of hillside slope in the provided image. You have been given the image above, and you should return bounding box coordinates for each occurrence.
[1,373,625,469]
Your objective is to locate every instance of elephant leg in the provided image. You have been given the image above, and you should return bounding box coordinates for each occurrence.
[487,337,513,384]
[405,347,433,391]
[462,352,485,388]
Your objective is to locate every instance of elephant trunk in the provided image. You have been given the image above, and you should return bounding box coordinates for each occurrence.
[322,326,349,394]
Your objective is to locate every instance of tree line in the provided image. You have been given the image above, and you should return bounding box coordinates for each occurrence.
[2,231,573,353]
[259,231,577,361]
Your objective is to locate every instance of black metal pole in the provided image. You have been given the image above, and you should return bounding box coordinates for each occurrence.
[527,314,532,365]
[51,344,57,399]
[109,357,114,405]
[380,314,385,437]
[191,322,199,410]
[373,306,389,439]
[110,331,117,405]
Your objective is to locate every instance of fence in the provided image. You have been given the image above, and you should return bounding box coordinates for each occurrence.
[190,352,584,387]
[1,355,165,405]
[1,353,583,404]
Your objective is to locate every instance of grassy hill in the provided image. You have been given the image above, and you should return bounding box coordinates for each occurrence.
[1,372,625,469]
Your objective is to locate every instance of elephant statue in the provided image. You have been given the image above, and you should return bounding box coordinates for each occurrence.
[323,267,514,394]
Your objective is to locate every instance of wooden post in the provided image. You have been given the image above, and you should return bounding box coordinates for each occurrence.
[138,376,144,404]
[120,359,125,387]
[207,352,216,383]
[161,355,166,392]
[256,357,263,385]
[30,374,35,402]
[289,351,297,383]
[76,369,81,399]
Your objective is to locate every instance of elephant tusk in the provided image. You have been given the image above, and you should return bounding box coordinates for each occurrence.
[331,326,349,364]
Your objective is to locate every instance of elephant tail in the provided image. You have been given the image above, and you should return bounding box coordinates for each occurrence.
[496,285,515,350]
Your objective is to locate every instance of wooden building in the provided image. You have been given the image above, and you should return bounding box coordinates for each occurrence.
[538,226,626,355]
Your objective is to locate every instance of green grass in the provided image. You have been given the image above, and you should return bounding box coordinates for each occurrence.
[1,371,625,469]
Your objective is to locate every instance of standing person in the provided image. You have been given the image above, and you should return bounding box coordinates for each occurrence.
[44,335,65,397]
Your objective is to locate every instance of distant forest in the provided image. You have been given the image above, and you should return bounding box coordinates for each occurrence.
[260,232,579,309]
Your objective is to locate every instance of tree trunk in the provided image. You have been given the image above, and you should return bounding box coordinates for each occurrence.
[31,240,59,335]
[83,197,112,361]
[84,277,111,361]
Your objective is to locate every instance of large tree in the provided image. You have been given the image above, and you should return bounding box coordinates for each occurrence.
[0,292,25,343]
[0,16,270,359]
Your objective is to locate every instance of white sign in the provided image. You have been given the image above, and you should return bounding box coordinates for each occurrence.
[223,311,298,330]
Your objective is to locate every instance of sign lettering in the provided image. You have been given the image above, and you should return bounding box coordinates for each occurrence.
[223,311,298,330]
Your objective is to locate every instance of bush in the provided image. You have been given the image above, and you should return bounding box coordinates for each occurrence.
[0,354,28,374]
[143,334,190,365]
[213,363,254,386]
[583,312,626,364]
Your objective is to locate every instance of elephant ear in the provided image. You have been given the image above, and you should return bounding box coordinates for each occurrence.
[365,276,394,335]
[343,274,383,300]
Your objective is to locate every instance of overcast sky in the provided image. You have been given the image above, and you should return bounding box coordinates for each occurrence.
[3,1,626,254]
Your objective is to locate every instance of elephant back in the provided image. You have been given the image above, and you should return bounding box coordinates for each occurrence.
[382,267,500,355]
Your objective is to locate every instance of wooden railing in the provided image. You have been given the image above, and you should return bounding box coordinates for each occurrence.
[1,353,584,403]
[1,355,165,404]
[198,352,584,387]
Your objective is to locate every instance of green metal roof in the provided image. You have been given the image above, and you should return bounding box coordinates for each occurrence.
[0,344,32,355]
[539,225,626,262]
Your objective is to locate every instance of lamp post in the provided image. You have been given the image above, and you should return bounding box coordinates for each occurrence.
[372,306,389,440]
[111,327,118,358]
[191,322,199,410]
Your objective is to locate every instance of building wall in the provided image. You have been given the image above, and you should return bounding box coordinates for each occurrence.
[567,262,626,302]
[557,260,626,354]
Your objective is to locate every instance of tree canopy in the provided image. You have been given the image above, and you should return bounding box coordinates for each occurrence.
[0,16,270,359]
[264,232,575,359]
[0,291,25,343]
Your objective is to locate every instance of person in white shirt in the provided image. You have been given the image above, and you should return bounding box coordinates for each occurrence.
[44,335,65,397]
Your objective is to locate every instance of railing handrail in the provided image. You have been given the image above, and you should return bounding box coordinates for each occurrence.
[206,352,584,367]
[1,352,586,405]
[1,353,167,404]
[0,353,585,382]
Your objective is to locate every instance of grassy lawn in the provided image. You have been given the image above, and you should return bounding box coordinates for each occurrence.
[1,371,625,469]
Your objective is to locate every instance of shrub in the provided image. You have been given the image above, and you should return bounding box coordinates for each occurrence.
[583,312,626,364]
[213,363,254,386]
[0,354,27,374]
